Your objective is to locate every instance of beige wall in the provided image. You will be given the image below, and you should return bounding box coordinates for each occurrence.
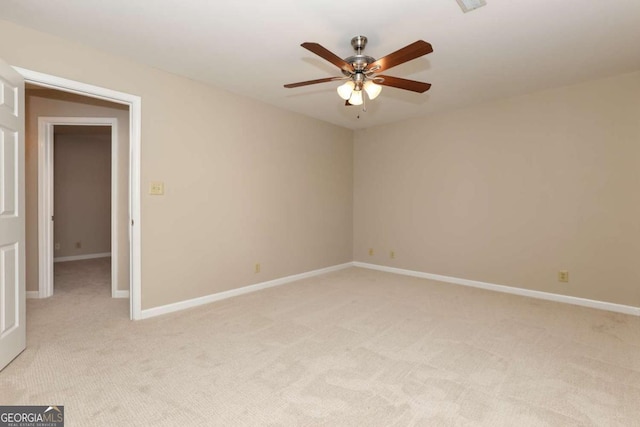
[9,18,636,311]
[2,19,354,309]
[354,71,640,307]
[25,90,130,292]
[54,132,111,258]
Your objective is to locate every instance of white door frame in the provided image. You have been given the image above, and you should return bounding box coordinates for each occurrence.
[16,67,142,320]
[38,117,119,299]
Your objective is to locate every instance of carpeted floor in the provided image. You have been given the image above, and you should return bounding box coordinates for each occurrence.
[2,258,639,426]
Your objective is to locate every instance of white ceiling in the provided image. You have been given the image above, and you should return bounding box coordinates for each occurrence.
[3,0,640,130]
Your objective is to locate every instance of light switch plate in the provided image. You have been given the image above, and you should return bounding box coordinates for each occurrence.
[149,181,164,195]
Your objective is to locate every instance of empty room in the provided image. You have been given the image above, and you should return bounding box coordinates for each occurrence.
[0,1,639,426]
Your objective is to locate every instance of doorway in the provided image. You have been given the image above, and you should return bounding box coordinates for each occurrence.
[17,67,142,320]
[51,123,116,298]
[38,117,121,299]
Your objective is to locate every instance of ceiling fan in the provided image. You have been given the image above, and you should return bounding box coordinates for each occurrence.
[284,36,433,106]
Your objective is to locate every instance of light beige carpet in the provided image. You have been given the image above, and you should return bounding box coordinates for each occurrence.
[2,258,639,426]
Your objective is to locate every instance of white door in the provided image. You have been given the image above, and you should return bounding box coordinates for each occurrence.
[0,58,25,371]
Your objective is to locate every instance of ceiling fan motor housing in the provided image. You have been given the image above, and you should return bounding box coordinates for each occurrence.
[343,35,376,78]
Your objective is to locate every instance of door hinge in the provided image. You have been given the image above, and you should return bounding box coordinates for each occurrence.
[51,215,54,221]
[131,219,134,226]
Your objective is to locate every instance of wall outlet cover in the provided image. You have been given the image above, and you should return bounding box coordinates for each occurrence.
[149,181,165,195]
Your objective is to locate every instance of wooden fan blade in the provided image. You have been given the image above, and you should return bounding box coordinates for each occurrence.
[301,42,354,73]
[367,40,433,73]
[284,76,344,88]
[377,75,432,93]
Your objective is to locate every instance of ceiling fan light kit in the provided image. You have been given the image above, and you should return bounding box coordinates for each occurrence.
[349,89,364,106]
[337,81,355,100]
[363,80,383,100]
[337,80,380,105]
[284,35,433,109]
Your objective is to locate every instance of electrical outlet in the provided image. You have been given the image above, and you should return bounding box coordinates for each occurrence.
[390,250,395,259]
[54,243,60,250]
[368,248,374,256]
[149,181,164,195]
[255,263,261,273]
[75,241,82,249]
[558,271,569,283]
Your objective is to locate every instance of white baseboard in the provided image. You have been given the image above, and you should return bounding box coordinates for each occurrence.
[139,262,353,320]
[113,290,130,299]
[54,252,111,263]
[353,262,640,316]
[29,288,129,299]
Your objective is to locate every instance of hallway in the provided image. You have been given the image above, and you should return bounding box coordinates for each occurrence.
[54,257,113,297]
[26,257,128,345]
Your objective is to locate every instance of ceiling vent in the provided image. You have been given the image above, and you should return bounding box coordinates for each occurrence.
[456,0,487,13]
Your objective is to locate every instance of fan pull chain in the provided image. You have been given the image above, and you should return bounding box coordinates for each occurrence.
[357,92,367,119]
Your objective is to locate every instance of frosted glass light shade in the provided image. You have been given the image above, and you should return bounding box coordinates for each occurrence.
[364,81,382,100]
[349,90,363,105]
[337,81,355,100]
